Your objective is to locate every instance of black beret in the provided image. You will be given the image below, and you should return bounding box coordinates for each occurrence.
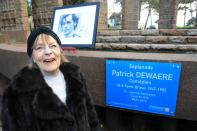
[27,26,62,57]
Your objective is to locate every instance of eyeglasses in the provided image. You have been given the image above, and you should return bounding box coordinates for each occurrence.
[33,43,60,53]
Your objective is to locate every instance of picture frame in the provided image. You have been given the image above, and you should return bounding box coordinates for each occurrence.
[51,2,100,48]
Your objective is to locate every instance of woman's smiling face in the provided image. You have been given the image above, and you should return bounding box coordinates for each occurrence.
[32,34,62,75]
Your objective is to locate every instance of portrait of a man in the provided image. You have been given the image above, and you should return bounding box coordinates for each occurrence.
[58,14,80,38]
[52,2,100,47]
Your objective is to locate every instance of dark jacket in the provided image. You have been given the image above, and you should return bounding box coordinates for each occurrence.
[1,62,99,131]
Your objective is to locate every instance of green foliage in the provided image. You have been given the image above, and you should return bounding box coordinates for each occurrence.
[187,17,196,26]
[27,0,32,16]
[109,12,121,26]
[71,0,85,4]
[178,0,197,26]
[179,0,196,3]
[178,6,189,10]
[176,25,195,28]
[108,12,121,29]
[108,25,121,30]
[114,0,122,4]
[142,0,160,13]
[109,12,121,20]
[64,0,85,5]
[114,0,122,9]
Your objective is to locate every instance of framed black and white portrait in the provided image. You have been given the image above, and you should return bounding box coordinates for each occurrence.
[51,2,100,48]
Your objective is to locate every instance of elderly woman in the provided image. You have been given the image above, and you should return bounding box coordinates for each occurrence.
[1,26,99,131]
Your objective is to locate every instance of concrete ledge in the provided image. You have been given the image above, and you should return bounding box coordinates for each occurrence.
[0,45,197,121]
[65,51,197,121]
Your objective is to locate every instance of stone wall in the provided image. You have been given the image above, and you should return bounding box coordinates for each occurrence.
[96,29,197,52]
[32,0,63,28]
[0,0,29,43]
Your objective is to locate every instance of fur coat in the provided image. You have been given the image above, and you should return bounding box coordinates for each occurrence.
[1,62,99,131]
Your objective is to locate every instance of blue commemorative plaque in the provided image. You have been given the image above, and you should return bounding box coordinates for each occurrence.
[106,60,182,116]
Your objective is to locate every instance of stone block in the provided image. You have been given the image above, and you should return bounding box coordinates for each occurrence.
[96,36,121,43]
[159,29,187,36]
[150,44,177,50]
[95,43,111,50]
[120,36,145,43]
[95,43,103,49]
[146,36,168,44]
[176,45,197,51]
[2,30,29,43]
[187,36,197,44]
[97,30,120,36]
[110,43,127,50]
[119,30,141,35]
[187,29,197,36]
[169,36,186,44]
[0,33,9,44]
[101,43,111,50]
[141,30,159,36]
[126,43,150,50]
